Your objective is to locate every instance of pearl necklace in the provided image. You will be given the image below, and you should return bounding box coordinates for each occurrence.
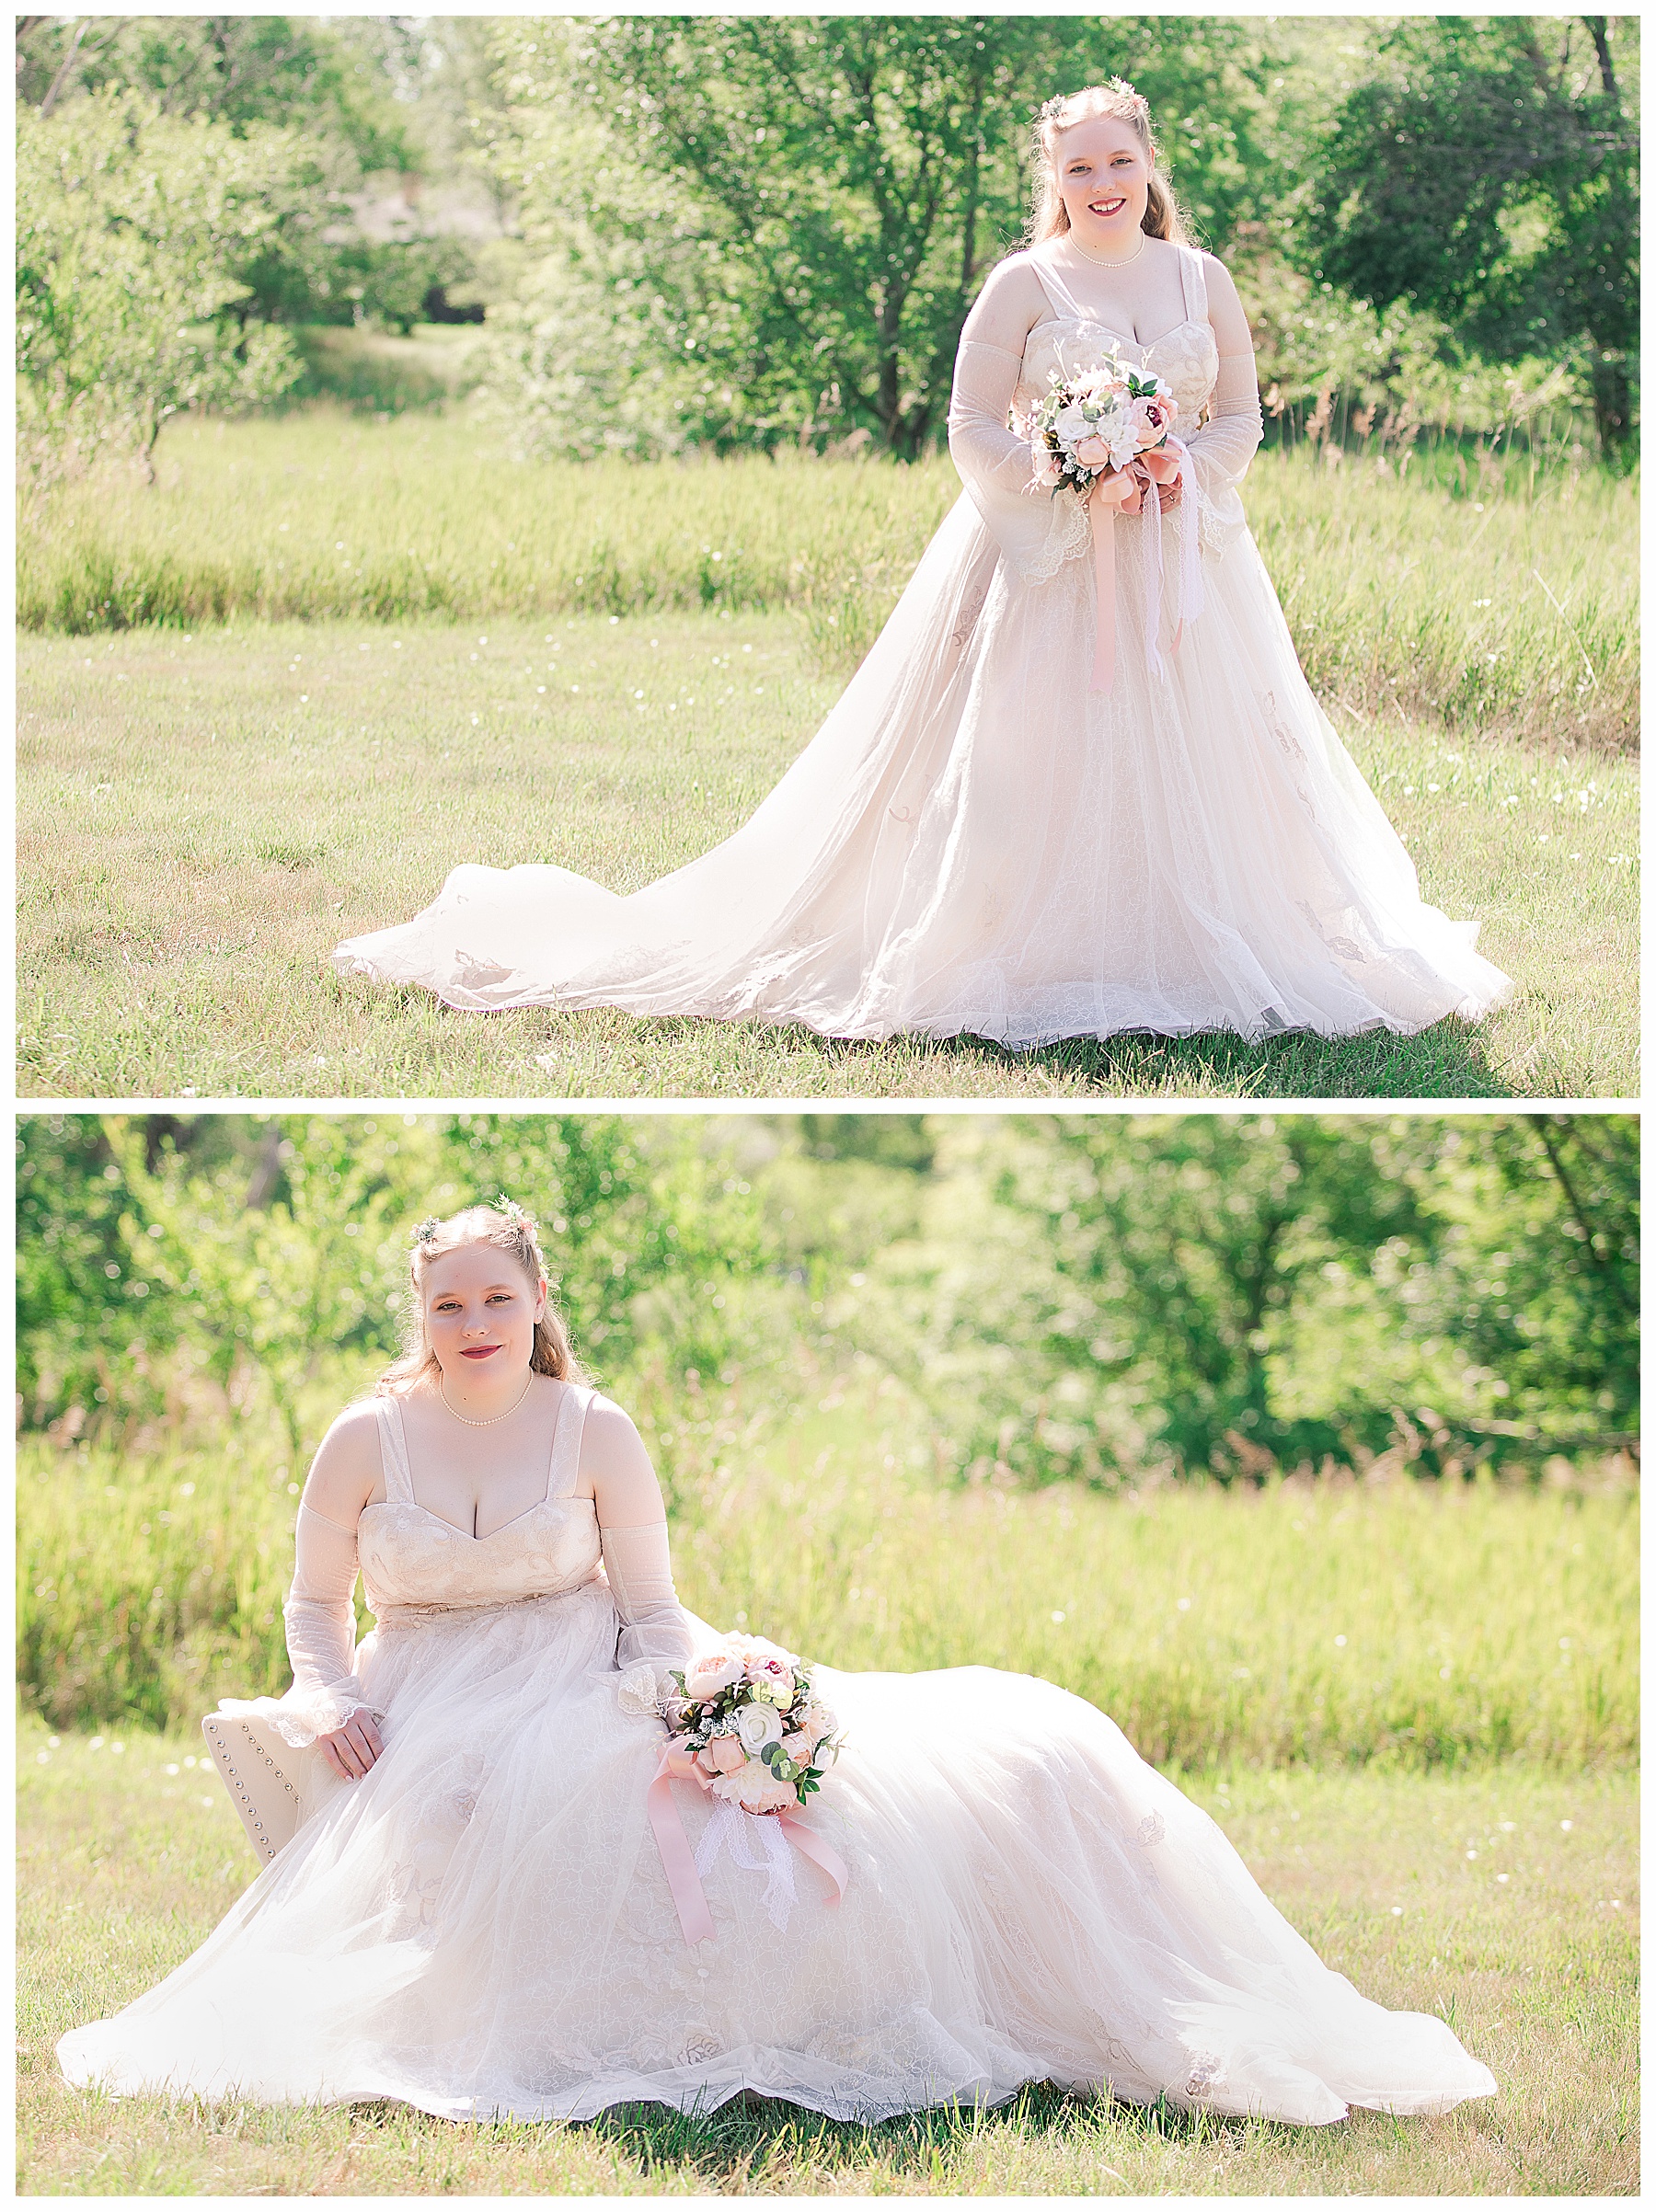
[1071,229,1148,268]
[440,1371,534,1427]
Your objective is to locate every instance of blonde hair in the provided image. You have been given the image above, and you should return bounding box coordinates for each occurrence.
[1028,80,1196,249]
[378,1199,585,1395]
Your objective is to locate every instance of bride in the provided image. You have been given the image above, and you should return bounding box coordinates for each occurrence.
[333,80,1510,1049]
[60,1199,1498,2126]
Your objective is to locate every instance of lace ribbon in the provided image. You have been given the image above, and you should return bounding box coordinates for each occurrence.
[646,1745,848,1946]
[1087,436,1205,696]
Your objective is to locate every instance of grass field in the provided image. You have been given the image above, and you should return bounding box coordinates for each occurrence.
[17,1734,1638,2194]
[20,1392,1638,1765]
[18,412,1639,756]
[20,1383,1637,2193]
[16,614,1638,1101]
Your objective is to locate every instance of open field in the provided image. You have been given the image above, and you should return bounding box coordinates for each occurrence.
[17,614,1638,1100]
[21,1402,1638,1767]
[21,1383,1637,2191]
[18,1733,1637,2195]
[18,413,1638,754]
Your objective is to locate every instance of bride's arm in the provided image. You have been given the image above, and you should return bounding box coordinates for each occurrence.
[1184,254,1264,538]
[583,1396,696,1694]
[286,1404,385,1780]
[948,256,1092,582]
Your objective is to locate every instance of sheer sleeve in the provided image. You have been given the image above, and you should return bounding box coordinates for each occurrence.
[1184,335,1264,553]
[948,272,1091,584]
[264,1503,377,1748]
[602,1520,696,1711]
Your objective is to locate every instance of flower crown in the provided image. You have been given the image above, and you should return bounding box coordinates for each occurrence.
[1040,76,1148,123]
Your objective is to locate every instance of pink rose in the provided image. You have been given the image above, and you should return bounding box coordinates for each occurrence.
[712,1758,801,1816]
[683,1652,744,1700]
[707,1735,746,1774]
[1032,453,1063,488]
[781,1731,813,1766]
[1075,436,1110,469]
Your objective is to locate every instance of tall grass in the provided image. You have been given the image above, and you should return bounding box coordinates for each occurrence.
[17,1384,1637,1769]
[17,409,1637,750]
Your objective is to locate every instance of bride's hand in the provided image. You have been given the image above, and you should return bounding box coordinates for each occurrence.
[319,1713,384,1781]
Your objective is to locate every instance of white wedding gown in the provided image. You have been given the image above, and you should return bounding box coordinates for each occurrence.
[333,240,1509,1045]
[61,1384,1497,2126]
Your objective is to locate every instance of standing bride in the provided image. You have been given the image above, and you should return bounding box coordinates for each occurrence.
[335,80,1509,1049]
[61,1199,1498,2126]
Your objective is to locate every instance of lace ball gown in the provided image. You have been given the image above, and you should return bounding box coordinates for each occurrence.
[60,1383,1498,2126]
[332,239,1510,1046]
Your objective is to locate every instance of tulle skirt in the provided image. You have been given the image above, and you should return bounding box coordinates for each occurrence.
[333,495,1512,1045]
[59,1583,1497,2126]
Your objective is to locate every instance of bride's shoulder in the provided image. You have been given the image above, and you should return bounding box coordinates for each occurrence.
[962,249,1048,345]
[302,1396,385,1518]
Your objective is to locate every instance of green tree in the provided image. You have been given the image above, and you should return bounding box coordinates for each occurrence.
[16,86,303,481]
[1309,16,1639,454]
[488,14,1275,456]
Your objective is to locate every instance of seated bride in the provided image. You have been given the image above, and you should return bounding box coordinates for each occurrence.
[60,1200,1498,2126]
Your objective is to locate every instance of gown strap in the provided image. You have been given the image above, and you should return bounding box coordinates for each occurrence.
[1177,241,1209,328]
[1026,241,1085,326]
[374,1394,417,1505]
[545,1381,595,1502]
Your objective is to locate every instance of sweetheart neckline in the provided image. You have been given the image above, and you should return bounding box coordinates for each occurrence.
[1026,314,1215,357]
[361,1493,597,1544]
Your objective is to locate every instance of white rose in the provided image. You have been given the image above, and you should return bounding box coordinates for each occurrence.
[735,1702,784,1755]
[683,1652,744,1700]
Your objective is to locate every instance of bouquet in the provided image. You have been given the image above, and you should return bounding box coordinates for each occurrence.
[1025,347,1196,696]
[663,1634,842,1817]
[1028,350,1180,511]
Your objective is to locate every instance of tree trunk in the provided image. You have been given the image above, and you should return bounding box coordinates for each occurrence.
[1581,15,1618,100]
[1588,345,1633,456]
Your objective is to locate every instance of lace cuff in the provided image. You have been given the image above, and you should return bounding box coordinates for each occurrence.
[948,335,1088,586]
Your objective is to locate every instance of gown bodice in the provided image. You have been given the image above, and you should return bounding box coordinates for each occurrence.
[1012,240,1221,427]
[357,1385,603,1616]
[1014,315,1220,426]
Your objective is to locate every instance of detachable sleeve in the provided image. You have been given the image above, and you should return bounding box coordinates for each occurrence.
[268,1502,377,1747]
[1183,348,1264,552]
[602,1520,696,1711]
[948,331,1092,586]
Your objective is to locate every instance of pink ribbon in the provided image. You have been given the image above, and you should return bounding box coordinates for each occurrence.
[647,1744,848,1947]
[1087,436,1204,697]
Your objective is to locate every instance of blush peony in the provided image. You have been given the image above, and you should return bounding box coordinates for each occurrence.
[683,1652,744,1700]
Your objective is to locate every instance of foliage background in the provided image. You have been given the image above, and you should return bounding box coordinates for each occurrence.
[17,1113,1639,1750]
[14,13,1640,476]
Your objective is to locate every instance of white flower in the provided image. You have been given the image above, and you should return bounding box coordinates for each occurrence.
[736,1702,784,1755]
[683,1652,744,1700]
[1053,403,1094,442]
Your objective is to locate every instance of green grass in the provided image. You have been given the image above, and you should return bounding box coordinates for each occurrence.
[19,1382,1637,2190]
[19,1399,1638,1770]
[17,412,1638,754]
[17,1732,1638,2193]
[16,613,1638,1100]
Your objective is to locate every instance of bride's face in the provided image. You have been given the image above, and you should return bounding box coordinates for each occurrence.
[421,1244,546,1384]
[1054,116,1152,248]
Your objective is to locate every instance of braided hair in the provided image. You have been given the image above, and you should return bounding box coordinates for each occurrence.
[379,1198,585,1394]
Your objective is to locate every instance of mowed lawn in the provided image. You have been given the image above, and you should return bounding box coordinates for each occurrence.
[16,613,1638,1100]
[18,1722,1636,2195]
